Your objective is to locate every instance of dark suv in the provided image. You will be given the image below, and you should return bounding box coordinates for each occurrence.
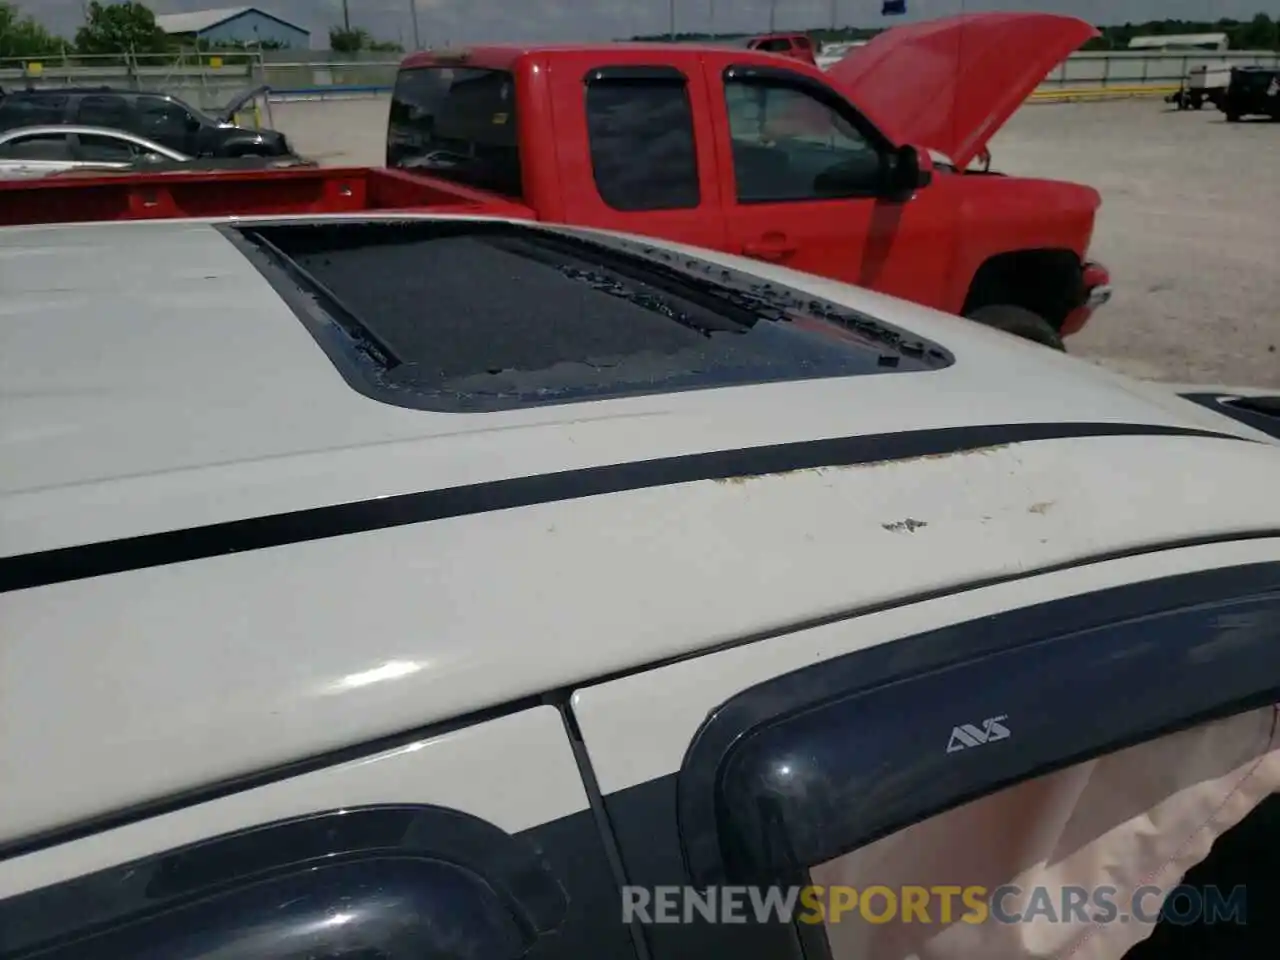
[0,87,291,158]
[1221,66,1280,122]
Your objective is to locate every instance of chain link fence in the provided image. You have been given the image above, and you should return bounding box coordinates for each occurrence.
[4,47,1280,120]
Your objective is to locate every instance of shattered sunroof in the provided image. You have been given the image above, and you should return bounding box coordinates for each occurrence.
[230,219,953,412]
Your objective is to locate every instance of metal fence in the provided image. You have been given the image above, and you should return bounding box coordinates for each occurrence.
[0,51,266,111]
[4,48,1280,113]
[249,48,1280,103]
[1041,50,1280,90]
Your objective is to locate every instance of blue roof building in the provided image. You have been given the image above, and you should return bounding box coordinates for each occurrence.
[155,6,310,49]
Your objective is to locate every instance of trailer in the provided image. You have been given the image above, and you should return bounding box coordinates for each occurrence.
[1166,60,1232,110]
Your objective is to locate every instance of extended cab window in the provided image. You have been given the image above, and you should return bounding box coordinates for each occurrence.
[724,77,882,202]
[585,72,700,212]
[387,65,522,199]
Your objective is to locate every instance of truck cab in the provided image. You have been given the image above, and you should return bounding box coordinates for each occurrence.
[387,14,1111,348]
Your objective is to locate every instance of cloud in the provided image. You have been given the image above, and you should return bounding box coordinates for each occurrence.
[15,0,1280,47]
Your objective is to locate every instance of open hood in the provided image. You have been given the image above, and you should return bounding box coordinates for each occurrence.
[215,84,271,124]
[826,12,1097,170]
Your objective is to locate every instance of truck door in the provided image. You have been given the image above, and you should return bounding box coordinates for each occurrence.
[548,62,728,252]
[705,62,960,310]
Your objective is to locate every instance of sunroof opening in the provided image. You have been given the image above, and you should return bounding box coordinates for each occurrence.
[230,219,953,412]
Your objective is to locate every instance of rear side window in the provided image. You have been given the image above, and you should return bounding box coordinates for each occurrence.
[387,66,521,199]
[0,94,67,130]
[1233,69,1275,93]
[584,72,700,212]
[0,131,72,160]
[75,94,131,129]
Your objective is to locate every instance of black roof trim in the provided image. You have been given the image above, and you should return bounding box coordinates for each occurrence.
[0,422,1251,595]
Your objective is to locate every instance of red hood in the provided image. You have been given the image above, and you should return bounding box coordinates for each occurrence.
[826,12,1097,169]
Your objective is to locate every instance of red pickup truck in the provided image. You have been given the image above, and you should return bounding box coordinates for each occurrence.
[0,12,1110,349]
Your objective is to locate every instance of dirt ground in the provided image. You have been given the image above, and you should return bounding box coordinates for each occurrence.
[272,96,1280,388]
[991,100,1279,388]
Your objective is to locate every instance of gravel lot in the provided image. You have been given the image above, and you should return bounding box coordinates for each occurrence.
[273,96,1280,388]
[992,101,1279,388]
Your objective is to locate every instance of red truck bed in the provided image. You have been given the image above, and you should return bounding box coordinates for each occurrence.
[0,166,529,228]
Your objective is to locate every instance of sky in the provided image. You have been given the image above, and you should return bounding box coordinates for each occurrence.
[16,0,1280,48]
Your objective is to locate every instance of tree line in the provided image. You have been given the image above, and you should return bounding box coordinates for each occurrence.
[0,1,405,59]
[633,13,1280,52]
[7,2,1277,62]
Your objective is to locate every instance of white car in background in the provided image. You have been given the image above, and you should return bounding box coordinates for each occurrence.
[1,214,1279,960]
[816,39,867,68]
[0,124,186,179]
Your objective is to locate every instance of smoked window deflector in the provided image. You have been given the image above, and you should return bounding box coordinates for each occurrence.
[675,561,1280,886]
[0,803,568,960]
[1179,392,1280,440]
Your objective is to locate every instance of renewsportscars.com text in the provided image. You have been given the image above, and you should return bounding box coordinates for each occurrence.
[621,884,1247,926]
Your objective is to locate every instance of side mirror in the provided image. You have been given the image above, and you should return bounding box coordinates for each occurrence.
[882,144,932,201]
[184,116,202,132]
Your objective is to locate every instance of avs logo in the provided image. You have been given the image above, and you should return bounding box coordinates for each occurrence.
[946,715,1010,753]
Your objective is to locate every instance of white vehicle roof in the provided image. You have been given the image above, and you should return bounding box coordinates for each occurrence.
[2,213,1280,847]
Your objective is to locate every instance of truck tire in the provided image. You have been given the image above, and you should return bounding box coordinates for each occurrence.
[965,304,1066,351]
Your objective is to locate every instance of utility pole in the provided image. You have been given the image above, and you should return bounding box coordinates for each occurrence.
[768,0,777,32]
[668,0,676,40]
[830,0,838,30]
[341,0,350,31]
[410,0,421,49]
